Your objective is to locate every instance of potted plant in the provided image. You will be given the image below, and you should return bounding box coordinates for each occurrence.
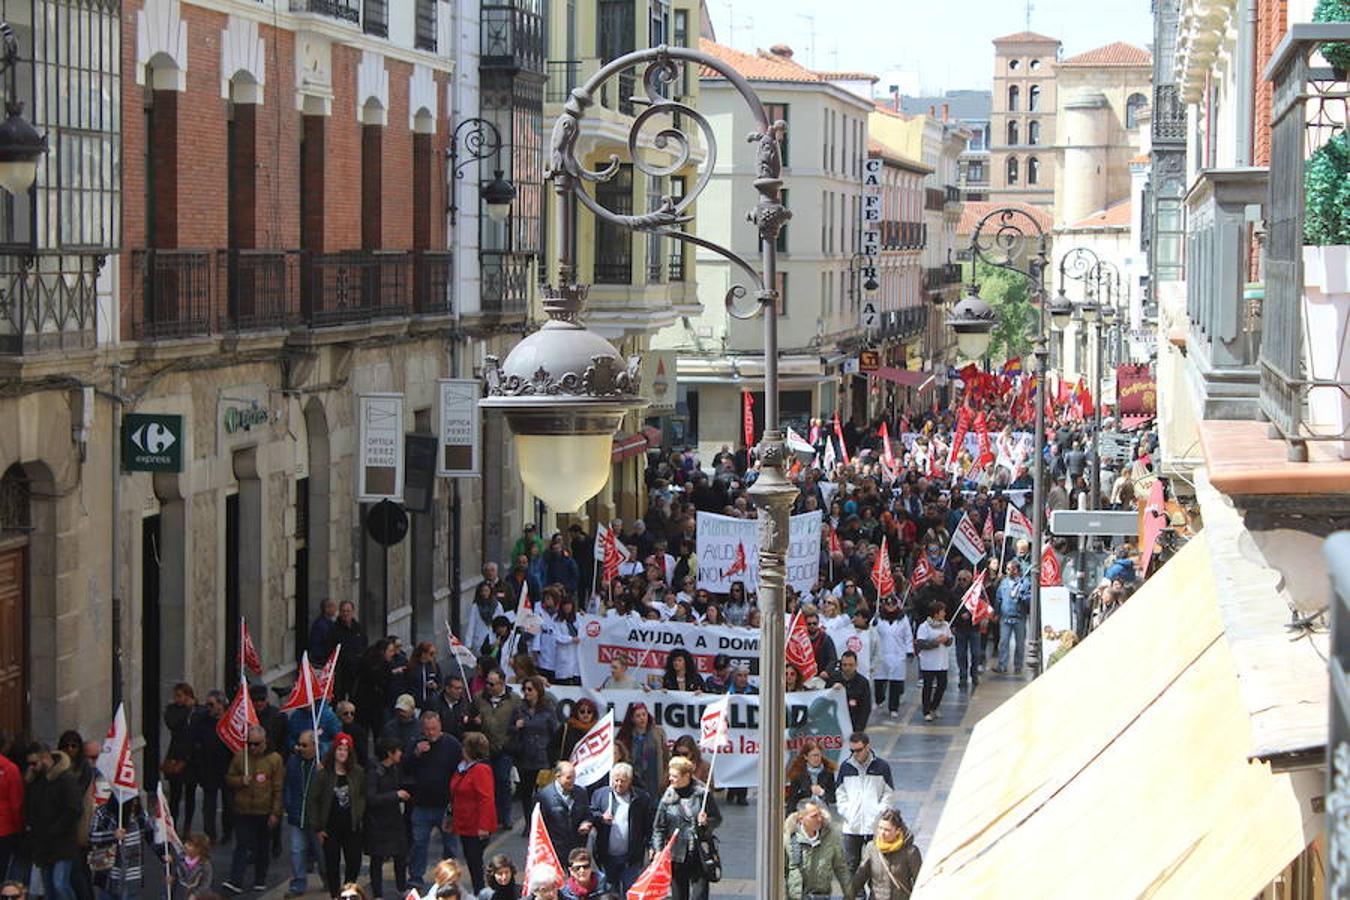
[1302,129,1350,457]
[1313,0,1350,75]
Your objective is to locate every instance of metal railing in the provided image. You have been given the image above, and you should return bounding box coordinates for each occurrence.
[0,252,102,355]
[924,187,946,211]
[945,184,961,204]
[480,250,531,315]
[414,251,454,315]
[223,250,294,331]
[943,262,963,284]
[299,250,410,326]
[290,0,360,23]
[1261,24,1350,460]
[481,0,546,74]
[668,251,686,282]
[545,60,581,103]
[880,220,925,250]
[923,266,946,291]
[133,249,215,340]
[594,259,632,285]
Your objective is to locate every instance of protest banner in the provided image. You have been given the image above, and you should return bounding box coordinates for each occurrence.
[823,619,872,680]
[695,511,822,594]
[551,686,855,788]
[578,614,762,687]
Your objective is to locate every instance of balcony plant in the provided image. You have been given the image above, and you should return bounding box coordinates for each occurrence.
[1302,129,1350,456]
[1313,0,1350,73]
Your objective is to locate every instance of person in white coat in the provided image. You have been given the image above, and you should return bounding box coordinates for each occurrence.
[872,596,914,719]
[834,732,895,872]
[915,600,954,722]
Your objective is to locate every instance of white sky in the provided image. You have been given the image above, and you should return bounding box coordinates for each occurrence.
[706,0,1155,94]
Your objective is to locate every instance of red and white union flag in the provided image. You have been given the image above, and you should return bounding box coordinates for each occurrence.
[94,703,139,804]
[698,697,730,753]
[627,833,676,900]
[569,710,615,788]
[522,805,564,896]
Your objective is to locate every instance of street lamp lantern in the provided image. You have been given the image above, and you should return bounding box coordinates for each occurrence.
[1079,297,1101,324]
[947,286,997,358]
[1101,302,1118,326]
[1049,289,1075,331]
[481,169,516,223]
[0,24,46,195]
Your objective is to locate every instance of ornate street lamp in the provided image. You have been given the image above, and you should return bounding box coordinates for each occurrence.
[1050,290,1076,331]
[946,286,997,358]
[0,23,46,195]
[483,46,795,893]
[447,117,517,225]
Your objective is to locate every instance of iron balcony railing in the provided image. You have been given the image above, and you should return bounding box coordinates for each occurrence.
[880,221,926,250]
[668,251,686,282]
[924,188,946,211]
[133,249,215,340]
[480,250,531,315]
[545,60,581,103]
[481,0,545,74]
[923,266,946,291]
[594,259,632,285]
[300,250,410,326]
[942,262,962,284]
[1260,24,1350,461]
[945,185,961,204]
[223,250,294,331]
[414,251,454,315]
[290,0,360,23]
[0,252,102,355]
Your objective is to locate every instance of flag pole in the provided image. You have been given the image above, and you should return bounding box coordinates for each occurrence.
[446,622,472,690]
[315,644,339,727]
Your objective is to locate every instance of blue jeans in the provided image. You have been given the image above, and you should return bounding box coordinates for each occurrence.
[600,858,643,894]
[288,822,322,894]
[408,805,460,887]
[999,619,1026,672]
[491,754,515,827]
[954,630,981,683]
[41,859,76,900]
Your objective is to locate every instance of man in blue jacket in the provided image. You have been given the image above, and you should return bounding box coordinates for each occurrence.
[994,560,1031,675]
[404,710,463,891]
[281,731,321,898]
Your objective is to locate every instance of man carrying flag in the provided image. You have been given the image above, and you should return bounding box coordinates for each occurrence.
[785,612,818,682]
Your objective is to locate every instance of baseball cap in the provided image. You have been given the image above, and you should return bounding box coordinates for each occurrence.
[395,694,416,712]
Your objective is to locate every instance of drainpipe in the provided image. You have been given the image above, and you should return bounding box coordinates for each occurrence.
[110,365,124,709]
[1234,0,1256,166]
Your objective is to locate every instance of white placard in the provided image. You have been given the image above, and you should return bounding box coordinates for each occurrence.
[357,393,405,501]
[642,349,678,413]
[694,510,822,594]
[436,378,481,477]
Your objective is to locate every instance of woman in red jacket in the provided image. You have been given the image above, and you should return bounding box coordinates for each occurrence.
[449,732,497,894]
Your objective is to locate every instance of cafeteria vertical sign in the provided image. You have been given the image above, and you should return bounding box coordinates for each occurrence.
[358,394,405,501]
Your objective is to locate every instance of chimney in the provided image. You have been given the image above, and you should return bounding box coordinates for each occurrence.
[929,105,936,117]
[942,103,950,122]
[768,44,793,59]
[891,88,900,112]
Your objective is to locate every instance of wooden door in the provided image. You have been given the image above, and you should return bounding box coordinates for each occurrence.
[0,548,26,733]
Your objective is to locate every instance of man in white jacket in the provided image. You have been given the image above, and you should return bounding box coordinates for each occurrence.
[833,732,895,872]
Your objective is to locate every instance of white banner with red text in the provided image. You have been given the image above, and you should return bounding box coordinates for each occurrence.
[694,511,822,595]
[579,614,763,687]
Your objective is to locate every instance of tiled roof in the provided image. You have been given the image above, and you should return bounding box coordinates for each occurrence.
[1060,41,1152,67]
[992,31,1061,44]
[957,200,1053,235]
[1066,198,1133,229]
[816,70,880,83]
[1129,153,1150,165]
[699,38,827,82]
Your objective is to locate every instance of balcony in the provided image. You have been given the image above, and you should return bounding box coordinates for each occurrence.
[545,60,581,103]
[668,251,686,282]
[299,250,410,327]
[480,250,531,316]
[132,249,215,340]
[945,185,961,204]
[923,266,946,292]
[942,262,962,284]
[290,0,360,23]
[414,251,454,315]
[880,221,926,251]
[0,252,102,355]
[1182,168,1267,419]
[223,250,294,332]
[924,188,946,212]
[481,0,545,74]
[594,259,632,285]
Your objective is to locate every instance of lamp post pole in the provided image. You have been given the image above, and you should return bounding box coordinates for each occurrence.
[1087,261,1120,511]
[537,47,794,896]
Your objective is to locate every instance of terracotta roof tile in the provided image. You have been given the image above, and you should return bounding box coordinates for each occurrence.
[698,38,822,82]
[1060,41,1152,67]
[1066,198,1133,229]
[816,70,880,83]
[957,200,1053,235]
[992,31,1061,44]
[1129,153,1150,165]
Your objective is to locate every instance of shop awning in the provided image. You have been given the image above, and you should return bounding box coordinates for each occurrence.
[610,432,650,463]
[1121,414,1155,431]
[869,366,934,391]
[915,532,1320,899]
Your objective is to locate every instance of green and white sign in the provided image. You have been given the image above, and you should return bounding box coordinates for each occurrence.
[122,413,184,473]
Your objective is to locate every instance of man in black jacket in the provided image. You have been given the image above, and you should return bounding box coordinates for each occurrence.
[588,763,653,894]
[403,711,463,891]
[536,761,593,865]
[23,743,84,900]
[828,651,873,733]
[428,675,475,741]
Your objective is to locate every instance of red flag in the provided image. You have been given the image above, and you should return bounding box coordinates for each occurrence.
[602,527,624,586]
[827,527,842,557]
[315,646,339,702]
[1139,478,1167,575]
[981,509,995,544]
[1075,377,1095,418]
[974,411,994,468]
[832,411,851,465]
[879,421,896,468]
[958,570,993,624]
[1040,545,1063,587]
[871,537,896,598]
[1056,378,1072,408]
[1005,504,1033,543]
[628,834,677,900]
[948,406,973,467]
[911,555,937,590]
[522,805,565,895]
[785,612,818,682]
[725,541,749,578]
[928,439,945,479]
[240,618,262,675]
[742,391,755,450]
[216,677,260,754]
[280,653,319,713]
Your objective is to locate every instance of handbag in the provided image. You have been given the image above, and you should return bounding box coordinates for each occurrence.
[693,821,722,883]
[160,757,187,778]
[88,844,117,873]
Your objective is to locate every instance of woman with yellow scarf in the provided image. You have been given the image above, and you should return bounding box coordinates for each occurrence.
[849,809,923,899]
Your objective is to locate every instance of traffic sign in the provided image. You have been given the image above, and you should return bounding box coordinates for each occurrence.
[1049,509,1140,537]
[122,413,184,473]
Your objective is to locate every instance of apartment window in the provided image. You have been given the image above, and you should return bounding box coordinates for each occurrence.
[855,120,863,177]
[1028,120,1040,146]
[361,117,383,248]
[968,160,985,182]
[775,272,788,316]
[415,0,438,51]
[669,175,687,279]
[1008,85,1019,111]
[1008,58,1020,71]
[765,103,789,166]
[774,188,789,252]
[1126,92,1147,129]
[645,173,665,283]
[821,271,829,316]
[1007,156,1019,184]
[1028,84,1041,112]
[841,115,849,177]
[1007,120,1019,145]
[1027,156,1040,185]
[594,164,633,283]
[673,9,690,94]
[827,192,834,254]
[364,0,388,37]
[821,190,827,252]
[1029,59,1041,70]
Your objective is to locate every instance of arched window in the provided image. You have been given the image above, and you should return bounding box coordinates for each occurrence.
[1028,156,1040,185]
[1008,85,1020,111]
[1006,120,1019,145]
[1028,85,1042,112]
[1007,156,1019,185]
[1008,59,1020,71]
[1126,92,1147,129]
[1028,120,1040,145]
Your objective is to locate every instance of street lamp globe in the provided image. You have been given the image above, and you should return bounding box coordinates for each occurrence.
[1101,303,1118,326]
[946,286,997,358]
[1049,289,1075,331]
[0,100,47,195]
[1079,298,1101,324]
[480,288,647,512]
[481,169,516,223]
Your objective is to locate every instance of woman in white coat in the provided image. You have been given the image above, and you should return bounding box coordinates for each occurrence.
[872,594,914,718]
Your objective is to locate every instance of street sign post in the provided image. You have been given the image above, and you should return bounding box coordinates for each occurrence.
[122,414,184,473]
[1049,509,1140,537]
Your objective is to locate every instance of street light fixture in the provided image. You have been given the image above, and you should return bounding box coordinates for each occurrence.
[1049,289,1075,331]
[447,117,517,226]
[0,23,46,195]
[485,48,796,891]
[946,286,997,358]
